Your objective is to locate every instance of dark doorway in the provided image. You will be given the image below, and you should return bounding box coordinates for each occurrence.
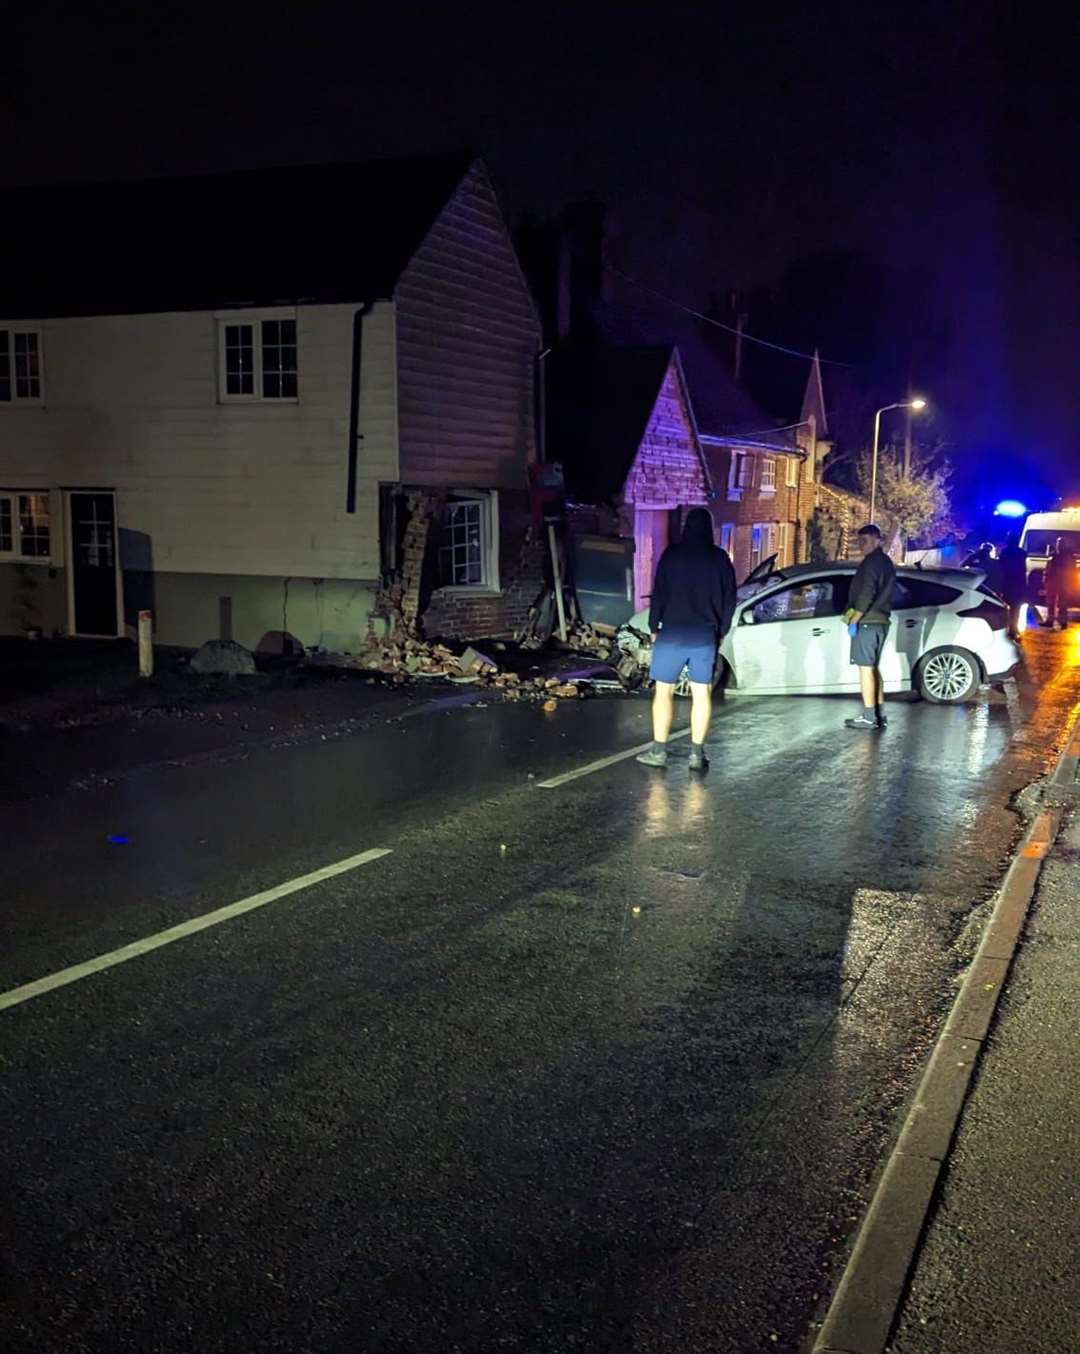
[69,491,119,636]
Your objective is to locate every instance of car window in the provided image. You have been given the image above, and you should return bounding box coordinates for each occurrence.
[752,580,836,623]
[893,578,961,609]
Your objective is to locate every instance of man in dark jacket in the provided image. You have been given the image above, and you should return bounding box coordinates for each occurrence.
[998,533,1028,638]
[636,507,736,771]
[843,523,895,731]
[1045,537,1075,630]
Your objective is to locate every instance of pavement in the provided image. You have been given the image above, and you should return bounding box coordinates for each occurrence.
[0,629,1077,1353]
[887,808,1080,1354]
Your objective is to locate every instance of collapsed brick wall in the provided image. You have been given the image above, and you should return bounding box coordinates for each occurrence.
[372,488,445,638]
[421,491,547,641]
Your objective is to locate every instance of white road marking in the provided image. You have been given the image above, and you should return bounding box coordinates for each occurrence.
[0,847,392,1015]
[537,729,691,788]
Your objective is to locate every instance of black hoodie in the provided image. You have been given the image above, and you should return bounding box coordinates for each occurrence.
[648,509,737,637]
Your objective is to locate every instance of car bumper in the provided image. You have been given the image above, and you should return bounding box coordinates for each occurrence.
[982,629,1021,680]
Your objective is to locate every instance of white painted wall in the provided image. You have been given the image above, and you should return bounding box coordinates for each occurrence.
[0,301,399,582]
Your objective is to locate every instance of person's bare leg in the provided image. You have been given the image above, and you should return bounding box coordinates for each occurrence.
[652,681,675,742]
[638,680,676,766]
[689,682,713,744]
[859,666,876,709]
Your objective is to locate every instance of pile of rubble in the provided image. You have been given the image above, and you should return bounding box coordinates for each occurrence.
[309,637,586,701]
[561,621,614,662]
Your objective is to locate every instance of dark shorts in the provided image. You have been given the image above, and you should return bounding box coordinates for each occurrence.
[850,622,887,668]
[651,628,718,685]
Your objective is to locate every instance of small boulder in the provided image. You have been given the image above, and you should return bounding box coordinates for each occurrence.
[189,639,257,676]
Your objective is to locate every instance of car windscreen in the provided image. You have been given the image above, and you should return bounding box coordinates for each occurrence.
[1022,529,1080,556]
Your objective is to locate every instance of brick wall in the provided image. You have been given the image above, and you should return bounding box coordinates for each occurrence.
[704,445,804,575]
[624,360,708,509]
[421,491,546,640]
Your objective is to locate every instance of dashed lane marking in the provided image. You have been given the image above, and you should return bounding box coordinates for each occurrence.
[0,847,392,1014]
[536,729,692,788]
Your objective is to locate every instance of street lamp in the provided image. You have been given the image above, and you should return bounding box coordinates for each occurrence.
[870,398,927,522]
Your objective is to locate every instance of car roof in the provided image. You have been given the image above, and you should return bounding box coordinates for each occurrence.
[761,561,979,588]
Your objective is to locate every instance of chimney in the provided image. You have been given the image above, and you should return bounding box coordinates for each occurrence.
[558,199,608,342]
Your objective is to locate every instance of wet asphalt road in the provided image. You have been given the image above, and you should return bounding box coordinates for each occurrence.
[2,632,1078,1353]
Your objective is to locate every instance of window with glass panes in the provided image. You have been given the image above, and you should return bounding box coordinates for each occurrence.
[0,329,43,402]
[0,491,50,558]
[223,325,255,396]
[439,499,486,586]
[220,316,297,400]
[261,319,297,398]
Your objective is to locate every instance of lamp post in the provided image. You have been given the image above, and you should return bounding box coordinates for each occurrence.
[870,397,926,523]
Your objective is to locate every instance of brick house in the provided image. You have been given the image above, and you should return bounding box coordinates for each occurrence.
[0,154,541,649]
[596,311,811,580]
[700,436,805,579]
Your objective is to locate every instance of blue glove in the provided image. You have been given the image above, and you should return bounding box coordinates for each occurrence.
[848,621,859,638]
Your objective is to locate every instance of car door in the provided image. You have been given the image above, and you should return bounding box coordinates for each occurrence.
[887,576,965,684]
[729,576,852,693]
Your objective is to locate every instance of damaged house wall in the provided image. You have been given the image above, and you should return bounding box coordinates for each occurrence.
[391,161,544,640]
[376,488,545,641]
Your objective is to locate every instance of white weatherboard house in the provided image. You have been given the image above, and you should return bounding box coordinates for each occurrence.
[0,154,540,650]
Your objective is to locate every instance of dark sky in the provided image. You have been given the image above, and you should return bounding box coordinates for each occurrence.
[3,1,1077,503]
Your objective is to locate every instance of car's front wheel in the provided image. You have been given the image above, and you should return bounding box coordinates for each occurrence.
[915,646,981,703]
[673,657,728,699]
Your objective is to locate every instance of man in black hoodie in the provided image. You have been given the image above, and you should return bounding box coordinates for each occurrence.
[636,507,736,771]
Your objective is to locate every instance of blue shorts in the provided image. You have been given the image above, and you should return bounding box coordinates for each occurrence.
[850,622,887,667]
[650,629,718,685]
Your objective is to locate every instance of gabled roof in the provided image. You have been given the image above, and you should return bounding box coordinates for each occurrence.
[800,349,829,437]
[593,299,798,451]
[0,153,475,319]
[547,344,685,503]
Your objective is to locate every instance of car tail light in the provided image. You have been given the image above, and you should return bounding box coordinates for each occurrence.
[958,598,1007,629]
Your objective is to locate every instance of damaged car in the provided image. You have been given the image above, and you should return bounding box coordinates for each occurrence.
[617,556,1019,704]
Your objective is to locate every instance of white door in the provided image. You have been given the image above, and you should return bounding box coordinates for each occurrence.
[730,577,852,693]
[633,507,672,613]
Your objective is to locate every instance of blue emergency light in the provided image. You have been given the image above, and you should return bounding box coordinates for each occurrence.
[993,500,1027,518]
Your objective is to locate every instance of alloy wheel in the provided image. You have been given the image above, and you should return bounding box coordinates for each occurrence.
[921,650,975,701]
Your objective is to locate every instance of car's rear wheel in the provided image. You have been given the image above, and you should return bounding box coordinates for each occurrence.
[915,646,981,703]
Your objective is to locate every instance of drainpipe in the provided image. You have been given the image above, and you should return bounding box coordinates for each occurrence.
[536,347,551,464]
[346,300,375,514]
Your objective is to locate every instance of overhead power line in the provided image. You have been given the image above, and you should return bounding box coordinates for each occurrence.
[608,266,854,368]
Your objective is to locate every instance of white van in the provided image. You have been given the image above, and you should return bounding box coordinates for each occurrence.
[1019,509,1080,614]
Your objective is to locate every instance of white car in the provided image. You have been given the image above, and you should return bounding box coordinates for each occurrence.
[624,557,1020,703]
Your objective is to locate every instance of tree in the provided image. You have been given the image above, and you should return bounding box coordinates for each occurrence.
[854,446,958,547]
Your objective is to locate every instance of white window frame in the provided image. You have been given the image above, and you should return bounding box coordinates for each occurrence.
[216,308,299,403]
[778,521,790,563]
[727,451,752,501]
[785,456,799,487]
[720,523,734,554]
[761,456,777,493]
[0,326,45,406]
[749,521,779,570]
[0,489,53,562]
[437,490,501,593]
